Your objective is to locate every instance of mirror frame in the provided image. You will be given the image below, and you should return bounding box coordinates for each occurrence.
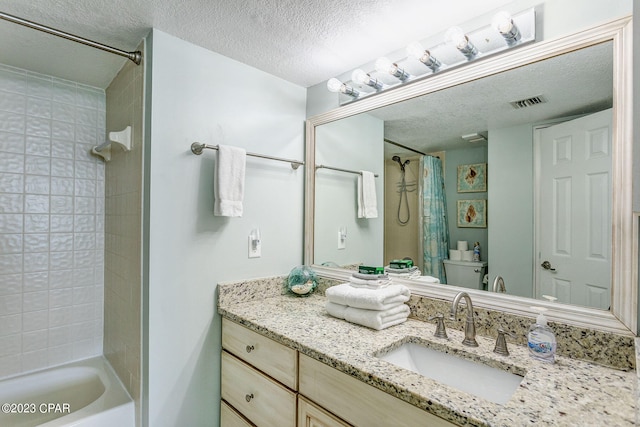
[304,16,636,335]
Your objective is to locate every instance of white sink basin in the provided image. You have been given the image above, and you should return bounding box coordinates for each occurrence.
[377,342,524,404]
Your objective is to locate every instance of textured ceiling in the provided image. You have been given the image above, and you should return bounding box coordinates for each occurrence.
[0,0,512,88]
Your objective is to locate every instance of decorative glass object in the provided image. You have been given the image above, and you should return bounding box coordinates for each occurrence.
[287,265,317,297]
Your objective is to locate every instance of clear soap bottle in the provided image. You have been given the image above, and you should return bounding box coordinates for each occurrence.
[527,307,556,363]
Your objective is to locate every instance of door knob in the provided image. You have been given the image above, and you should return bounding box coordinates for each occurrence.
[541,261,556,271]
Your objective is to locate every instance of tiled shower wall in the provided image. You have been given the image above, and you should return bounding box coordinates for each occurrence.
[0,64,105,378]
[104,41,144,422]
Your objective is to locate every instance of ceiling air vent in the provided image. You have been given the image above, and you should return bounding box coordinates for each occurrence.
[509,95,547,109]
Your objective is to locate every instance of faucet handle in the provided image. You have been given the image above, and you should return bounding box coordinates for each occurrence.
[493,327,515,356]
[428,313,448,339]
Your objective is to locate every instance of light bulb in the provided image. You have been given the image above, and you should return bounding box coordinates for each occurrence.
[492,11,513,34]
[351,69,369,85]
[445,26,468,49]
[406,41,425,60]
[375,57,394,74]
[406,41,441,72]
[327,78,343,93]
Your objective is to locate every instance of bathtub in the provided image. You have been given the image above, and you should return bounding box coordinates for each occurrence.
[0,356,134,427]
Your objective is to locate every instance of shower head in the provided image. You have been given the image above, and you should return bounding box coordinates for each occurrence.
[392,156,410,172]
[392,155,401,162]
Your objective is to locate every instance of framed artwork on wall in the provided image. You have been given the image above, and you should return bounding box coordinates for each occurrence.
[457,163,487,192]
[457,199,487,228]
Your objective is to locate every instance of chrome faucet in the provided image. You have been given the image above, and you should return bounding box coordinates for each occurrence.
[492,276,506,293]
[449,292,479,347]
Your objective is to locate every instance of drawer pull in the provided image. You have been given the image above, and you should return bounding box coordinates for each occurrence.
[245,393,254,402]
[246,345,255,353]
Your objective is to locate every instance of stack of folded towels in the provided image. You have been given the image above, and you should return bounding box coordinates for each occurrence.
[325,273,411,330]
[384,264,422,279]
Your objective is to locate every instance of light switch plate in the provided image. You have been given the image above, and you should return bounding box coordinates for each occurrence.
[248,236,261,258]
[338,231,346,250]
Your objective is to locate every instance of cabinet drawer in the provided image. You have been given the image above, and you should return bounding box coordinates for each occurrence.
[299,354,456,427]
[298,396,351,427]
[222,318,297,389]
[221,400,254,427]
[221,351,296,427]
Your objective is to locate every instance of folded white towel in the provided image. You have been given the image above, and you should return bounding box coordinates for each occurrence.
[414,275,441,284]
[325,283,410,311]
[357,171,378,219]
[326,301,409,330]
[214,144,246,217]
[352,272,389,281]
[350,276,391,289]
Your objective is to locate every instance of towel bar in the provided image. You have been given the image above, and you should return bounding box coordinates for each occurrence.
[191,142,304,170]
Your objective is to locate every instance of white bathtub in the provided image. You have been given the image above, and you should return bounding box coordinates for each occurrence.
[0,356,134,427]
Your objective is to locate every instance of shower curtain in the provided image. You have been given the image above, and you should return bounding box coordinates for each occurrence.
[421,156,450,283]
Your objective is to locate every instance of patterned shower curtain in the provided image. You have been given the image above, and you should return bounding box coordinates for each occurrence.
[421,155,450,283]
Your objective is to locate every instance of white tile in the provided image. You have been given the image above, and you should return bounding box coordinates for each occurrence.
[75,125,96,144]
[75,143,95,162]
[49,288,73,308]
[0,294,21,316]
[72,287,94,305]
[50,177,73,196]
[23,272,48,292]
[24,194,49,213]
[0,153,24,173]
[75,108,97,126]
[74,197,95,214]
[74,233,95,251]
[25,155,50,175]
[52,81,76,105]
[49,308,73,328]
[0,91,26,114]
[77,86,104,110]
[24,214,49,233]
[51,158,74,177]
[49,269,72,289]
[0,214,23,233]
[51,102,75,123]
[50,195,73,214]
[0,274,22,296]
[95,183,104,200]
[72,338,98,359]
[0,254,22,275]
[22,309,48,332]
[0,173,24,193]
[48,344,73,365]
[0,194,23,213]
[0,131,25,154]
[26,74,53,99]
[22,290,48,312]
[96,162,105,181]
[50,233,73,251]
[22,329,48,352]
[73,268,93,287]
[0,314,21,336]
[73,250,94,269]
[0,111,25,134]
[50,215,73,232]
[0,354,21,377]
[49,251,73,270]
[23,234,49,252]
[25,116,51,138]
[94,267,104,286]
[23,252,49,273]
[52,121,74,140]
[0,334,21,357]
[21,349,48,372]
[51,140,74,159]
[25,136,51,157]
[26,97,52,119]
[74,215,95,232]
[95,233,104,250]
[0,69,27,93]
[72,320,95,340]
[0,234,22,254]
[74,161,95,180]
[24,175,50,195]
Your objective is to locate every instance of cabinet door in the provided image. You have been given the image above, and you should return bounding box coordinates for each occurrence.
[221,401,254,427]
[298,396,351,427]
[221,351,296,427]
[222,318,298,389]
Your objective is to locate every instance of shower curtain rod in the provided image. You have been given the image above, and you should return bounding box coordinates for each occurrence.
[0,11,142,65]
[384,138,428,156]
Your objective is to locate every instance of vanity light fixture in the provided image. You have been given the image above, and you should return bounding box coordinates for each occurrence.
[406,42,441,72]
[445,26,478,60]
[327,77,360,98]
[375,57,410,81]
[351,69,384,90]
[492,11,521,46]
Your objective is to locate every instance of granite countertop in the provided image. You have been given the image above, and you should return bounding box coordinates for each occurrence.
[218,292,636,427]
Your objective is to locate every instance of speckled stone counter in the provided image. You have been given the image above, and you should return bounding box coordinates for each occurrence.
[218,281,636,427]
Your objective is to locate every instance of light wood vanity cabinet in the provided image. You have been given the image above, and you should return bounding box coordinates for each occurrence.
[221,319,455,427]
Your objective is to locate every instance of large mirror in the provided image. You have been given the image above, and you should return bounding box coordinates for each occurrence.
[304,17,635,334]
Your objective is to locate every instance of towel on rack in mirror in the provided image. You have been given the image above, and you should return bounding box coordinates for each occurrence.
[357,170,378,219]
[214,144,246,217]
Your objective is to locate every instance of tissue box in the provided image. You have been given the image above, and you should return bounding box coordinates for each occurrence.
[358,265,385,275]
[389,259,413,269]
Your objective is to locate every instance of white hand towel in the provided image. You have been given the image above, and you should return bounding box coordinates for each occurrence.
[214,144,246,217]
[349,276,391,289]
[325,283,410,311]
[325,301,409,330]
[357,171,378,219]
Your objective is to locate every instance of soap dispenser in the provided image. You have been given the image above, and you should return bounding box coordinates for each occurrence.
[527,306,556,363]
